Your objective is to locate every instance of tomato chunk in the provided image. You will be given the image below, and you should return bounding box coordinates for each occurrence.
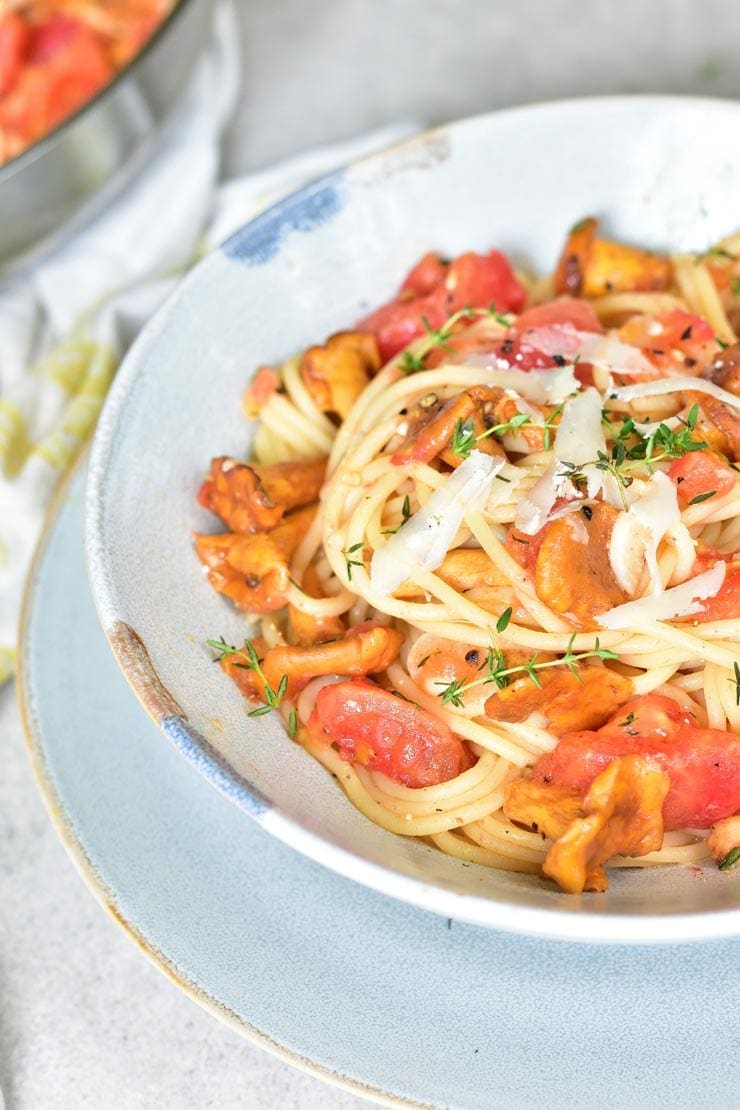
[505,523,545,573]
[693,566,740,622]
[619,309,716,376]
[445,250,526,316]
[513,298,603,335]
[310,679,468,787]
[668,450,736,505]
[0,14,112,146]
[401,251,448,297]
[358,249,525,362]
[0,12,29,98]
[533,694,740,829]
[478,298,603,374]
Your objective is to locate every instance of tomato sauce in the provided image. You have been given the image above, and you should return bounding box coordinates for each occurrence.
[0,1,174,165]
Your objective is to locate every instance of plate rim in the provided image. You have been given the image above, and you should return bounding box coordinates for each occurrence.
[18,451,422,1110]
[84,94,740,943]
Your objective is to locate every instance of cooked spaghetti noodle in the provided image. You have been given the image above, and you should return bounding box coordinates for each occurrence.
[196,220,740,893]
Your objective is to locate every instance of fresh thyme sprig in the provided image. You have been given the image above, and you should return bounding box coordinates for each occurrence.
[450,398,568,461]
[688,490,717,506]
[560,405,706,510]
[618,403,704,466]
[719,846,740,871]
[400,350,428,373]
[450,411,532,459]
[398,304,514,375]
[435,633,619,708]
[344,542,365,581]
[542,402,565,452]
[207,636,289,718]
[732,661,740,708]
[381,494,412,535]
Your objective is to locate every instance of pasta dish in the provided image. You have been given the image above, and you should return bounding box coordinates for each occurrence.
[195,218,740,894]
[0,0,175,165]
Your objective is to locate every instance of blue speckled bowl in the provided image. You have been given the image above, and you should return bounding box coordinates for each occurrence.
[86,97,740,941]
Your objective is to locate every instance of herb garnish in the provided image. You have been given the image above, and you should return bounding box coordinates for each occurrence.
[542,403,565,452]
[435,634,618,707]
[400,350,427,374]
[449,411,531,460]
[344,542,365,581]
[496,607,513,633]
[562,405,706,510]
[688,490,717,506]
[381,493,413,535]
[398,304,513,374]
[207,637,289,718]
[719,846,740,871]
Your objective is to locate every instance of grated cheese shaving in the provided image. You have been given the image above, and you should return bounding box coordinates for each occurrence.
[611,376,740,409]
[608,471,688,596]
[514,387,605,534]
[369,450,503,597]
[596,562,726,629]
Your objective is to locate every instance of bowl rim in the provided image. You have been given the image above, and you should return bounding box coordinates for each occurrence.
[0,0,202,181]
[86,95,740,943]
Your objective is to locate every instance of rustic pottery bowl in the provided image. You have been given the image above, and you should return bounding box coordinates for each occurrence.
[86,97,740,941]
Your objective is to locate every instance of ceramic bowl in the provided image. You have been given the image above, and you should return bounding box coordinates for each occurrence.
[86,96,740,941]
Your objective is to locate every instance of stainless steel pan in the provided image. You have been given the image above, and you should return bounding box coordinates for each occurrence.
[0,0,217,274]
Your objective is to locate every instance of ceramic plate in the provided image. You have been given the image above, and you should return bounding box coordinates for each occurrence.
[19,463,740,1108]
[86,97,740,939]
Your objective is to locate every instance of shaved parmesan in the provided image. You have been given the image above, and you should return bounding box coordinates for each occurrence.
[519,324,583,357]
[484,461,524,510]
[459,361,580,404]
[596,562,726,629]
[508,395,546,425]
[611,376,740,410]
[517,326,653,378]
[574,332,654,378]
[369,450,503,597]
[608,471,685,595]
[514,387,605,534]
[515,459,572,534]
[552,386,605,467]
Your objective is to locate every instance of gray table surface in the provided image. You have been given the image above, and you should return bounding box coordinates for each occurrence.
[5,1,740,1107]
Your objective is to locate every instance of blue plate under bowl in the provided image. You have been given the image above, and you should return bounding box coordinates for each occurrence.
[19,461,740,1108]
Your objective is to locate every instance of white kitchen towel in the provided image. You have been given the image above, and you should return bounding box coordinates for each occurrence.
[0,4,415,683]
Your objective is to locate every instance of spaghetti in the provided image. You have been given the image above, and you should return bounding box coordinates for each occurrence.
[196,220,740,893]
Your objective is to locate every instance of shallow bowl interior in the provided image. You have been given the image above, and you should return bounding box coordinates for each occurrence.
[86,97,740,941]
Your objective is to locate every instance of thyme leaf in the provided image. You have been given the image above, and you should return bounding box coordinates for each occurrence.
[688,490,717,505]
[558,406,707,510]
[435,634,619,707]
[719,846,740,871]
[344,541,365,582]
[206,636,290,718]
[397,305,512,375]
[450,411,531,460]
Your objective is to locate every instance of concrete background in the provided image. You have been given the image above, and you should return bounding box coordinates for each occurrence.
[4,1,740,1107]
